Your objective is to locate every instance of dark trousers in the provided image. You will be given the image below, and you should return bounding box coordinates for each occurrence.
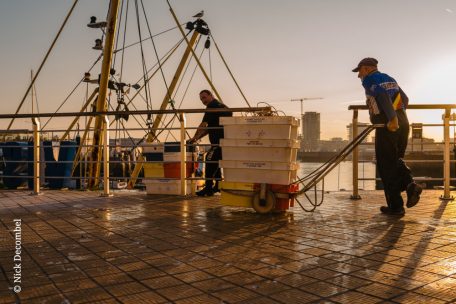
[205,146,222,190]
[375,111,414,209]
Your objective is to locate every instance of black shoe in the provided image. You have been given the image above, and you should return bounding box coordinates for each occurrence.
[406,182,422,208]
[380,206,405,216]
[196,188,214,197]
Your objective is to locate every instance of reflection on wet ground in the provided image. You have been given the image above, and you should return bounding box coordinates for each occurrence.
[0,190,456,303]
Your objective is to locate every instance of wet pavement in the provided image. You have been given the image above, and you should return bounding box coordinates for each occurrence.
[0,189,456,303]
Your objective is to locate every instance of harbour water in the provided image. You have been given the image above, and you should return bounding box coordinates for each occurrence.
[299,161,376,191]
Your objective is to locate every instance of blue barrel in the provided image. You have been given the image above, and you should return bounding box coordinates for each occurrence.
[1,142,28,189]
[43,141,57,188]
[43,141,77,189]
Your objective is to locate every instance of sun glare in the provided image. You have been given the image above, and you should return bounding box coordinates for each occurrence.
[411,57,456,104]
[407,57,456,141]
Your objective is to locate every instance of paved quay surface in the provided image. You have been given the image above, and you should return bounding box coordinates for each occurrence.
[0,189,456,303]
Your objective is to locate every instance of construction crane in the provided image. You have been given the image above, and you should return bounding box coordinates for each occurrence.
[290,97,323,117]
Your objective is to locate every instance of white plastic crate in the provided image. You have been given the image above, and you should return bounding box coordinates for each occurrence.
[220,116,299,139]
[220,138,300,148]
[220,139,299,162]
[144,179,195,195]
[223,125,298,140]
[220,160,299,185]
[221,121,298,140]
[221,146,297,162]
[220,116,299,126]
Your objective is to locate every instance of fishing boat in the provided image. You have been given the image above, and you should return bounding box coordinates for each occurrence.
[0,0,302,204]
[0,0,379,213]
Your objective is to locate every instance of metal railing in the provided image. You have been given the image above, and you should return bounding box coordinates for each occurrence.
[0,107,270,196]
[349,104,455,200]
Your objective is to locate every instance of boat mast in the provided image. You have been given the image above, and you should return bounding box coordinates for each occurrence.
[88,0,120,189]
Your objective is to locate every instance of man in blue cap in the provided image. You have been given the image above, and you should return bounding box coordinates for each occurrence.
[353,57,422,215]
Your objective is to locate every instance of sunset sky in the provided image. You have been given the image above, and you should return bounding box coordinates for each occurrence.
[1,0,456,141]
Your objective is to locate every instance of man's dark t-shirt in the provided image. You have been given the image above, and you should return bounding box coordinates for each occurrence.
[201,99,232,145]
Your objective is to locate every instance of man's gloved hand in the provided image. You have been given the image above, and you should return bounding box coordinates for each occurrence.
[387,116,399,132]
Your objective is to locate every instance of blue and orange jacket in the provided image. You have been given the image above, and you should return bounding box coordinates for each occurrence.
[362,71,408,124]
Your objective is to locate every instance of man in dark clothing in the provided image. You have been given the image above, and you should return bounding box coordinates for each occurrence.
[189,90,232,196]
[353,57,422,216]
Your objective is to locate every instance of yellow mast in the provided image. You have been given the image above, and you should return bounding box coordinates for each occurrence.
[88,0,120,189]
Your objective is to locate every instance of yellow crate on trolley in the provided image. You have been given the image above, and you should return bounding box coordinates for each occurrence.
[220,182,256,207]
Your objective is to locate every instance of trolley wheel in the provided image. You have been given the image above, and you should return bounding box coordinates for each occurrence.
[252,191,276,214]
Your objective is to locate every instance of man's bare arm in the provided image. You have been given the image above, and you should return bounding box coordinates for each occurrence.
[189,122,208,142]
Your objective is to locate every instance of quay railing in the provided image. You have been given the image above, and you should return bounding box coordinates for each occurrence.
[0,107,270,196]
[349,104,456,200]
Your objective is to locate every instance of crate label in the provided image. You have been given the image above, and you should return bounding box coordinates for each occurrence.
[246,140,264,146]
[244,117,267,124]
[241,161,268,169]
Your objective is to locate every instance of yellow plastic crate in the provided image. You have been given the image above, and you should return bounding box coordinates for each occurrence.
[220,189,254,207]
[144,163,164,178]
[220,181,256,191]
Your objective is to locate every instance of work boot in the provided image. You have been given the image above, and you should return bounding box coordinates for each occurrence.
[406,182,422,208]
[213,185,220,194]
[380,206,405,216]
[196,187,214,197]
[213,181,220,193]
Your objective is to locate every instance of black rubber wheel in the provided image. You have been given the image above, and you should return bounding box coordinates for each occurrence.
[252,191,276,214]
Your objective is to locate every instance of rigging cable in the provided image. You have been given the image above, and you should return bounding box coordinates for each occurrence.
[108,36,186,131]
[166,1,223,103]
[140,0,182,133]
[140,0,173,104]
[210,34,252,108]
[172,36,201,103]
[41,54,103,130]
[111,0,126,72]
[114,23,184,53]
[119,0,129,84]
[133,0,153,123]
[6,0,79,132]
[46,23,184,132]
[208,37,212,81]
[164,39,205,142]
[31,71,41,124]
[124,36,186,111]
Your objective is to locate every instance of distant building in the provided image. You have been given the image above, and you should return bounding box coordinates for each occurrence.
[319,137,348,152]
[408,137,441,152]
[302,112,320,152]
